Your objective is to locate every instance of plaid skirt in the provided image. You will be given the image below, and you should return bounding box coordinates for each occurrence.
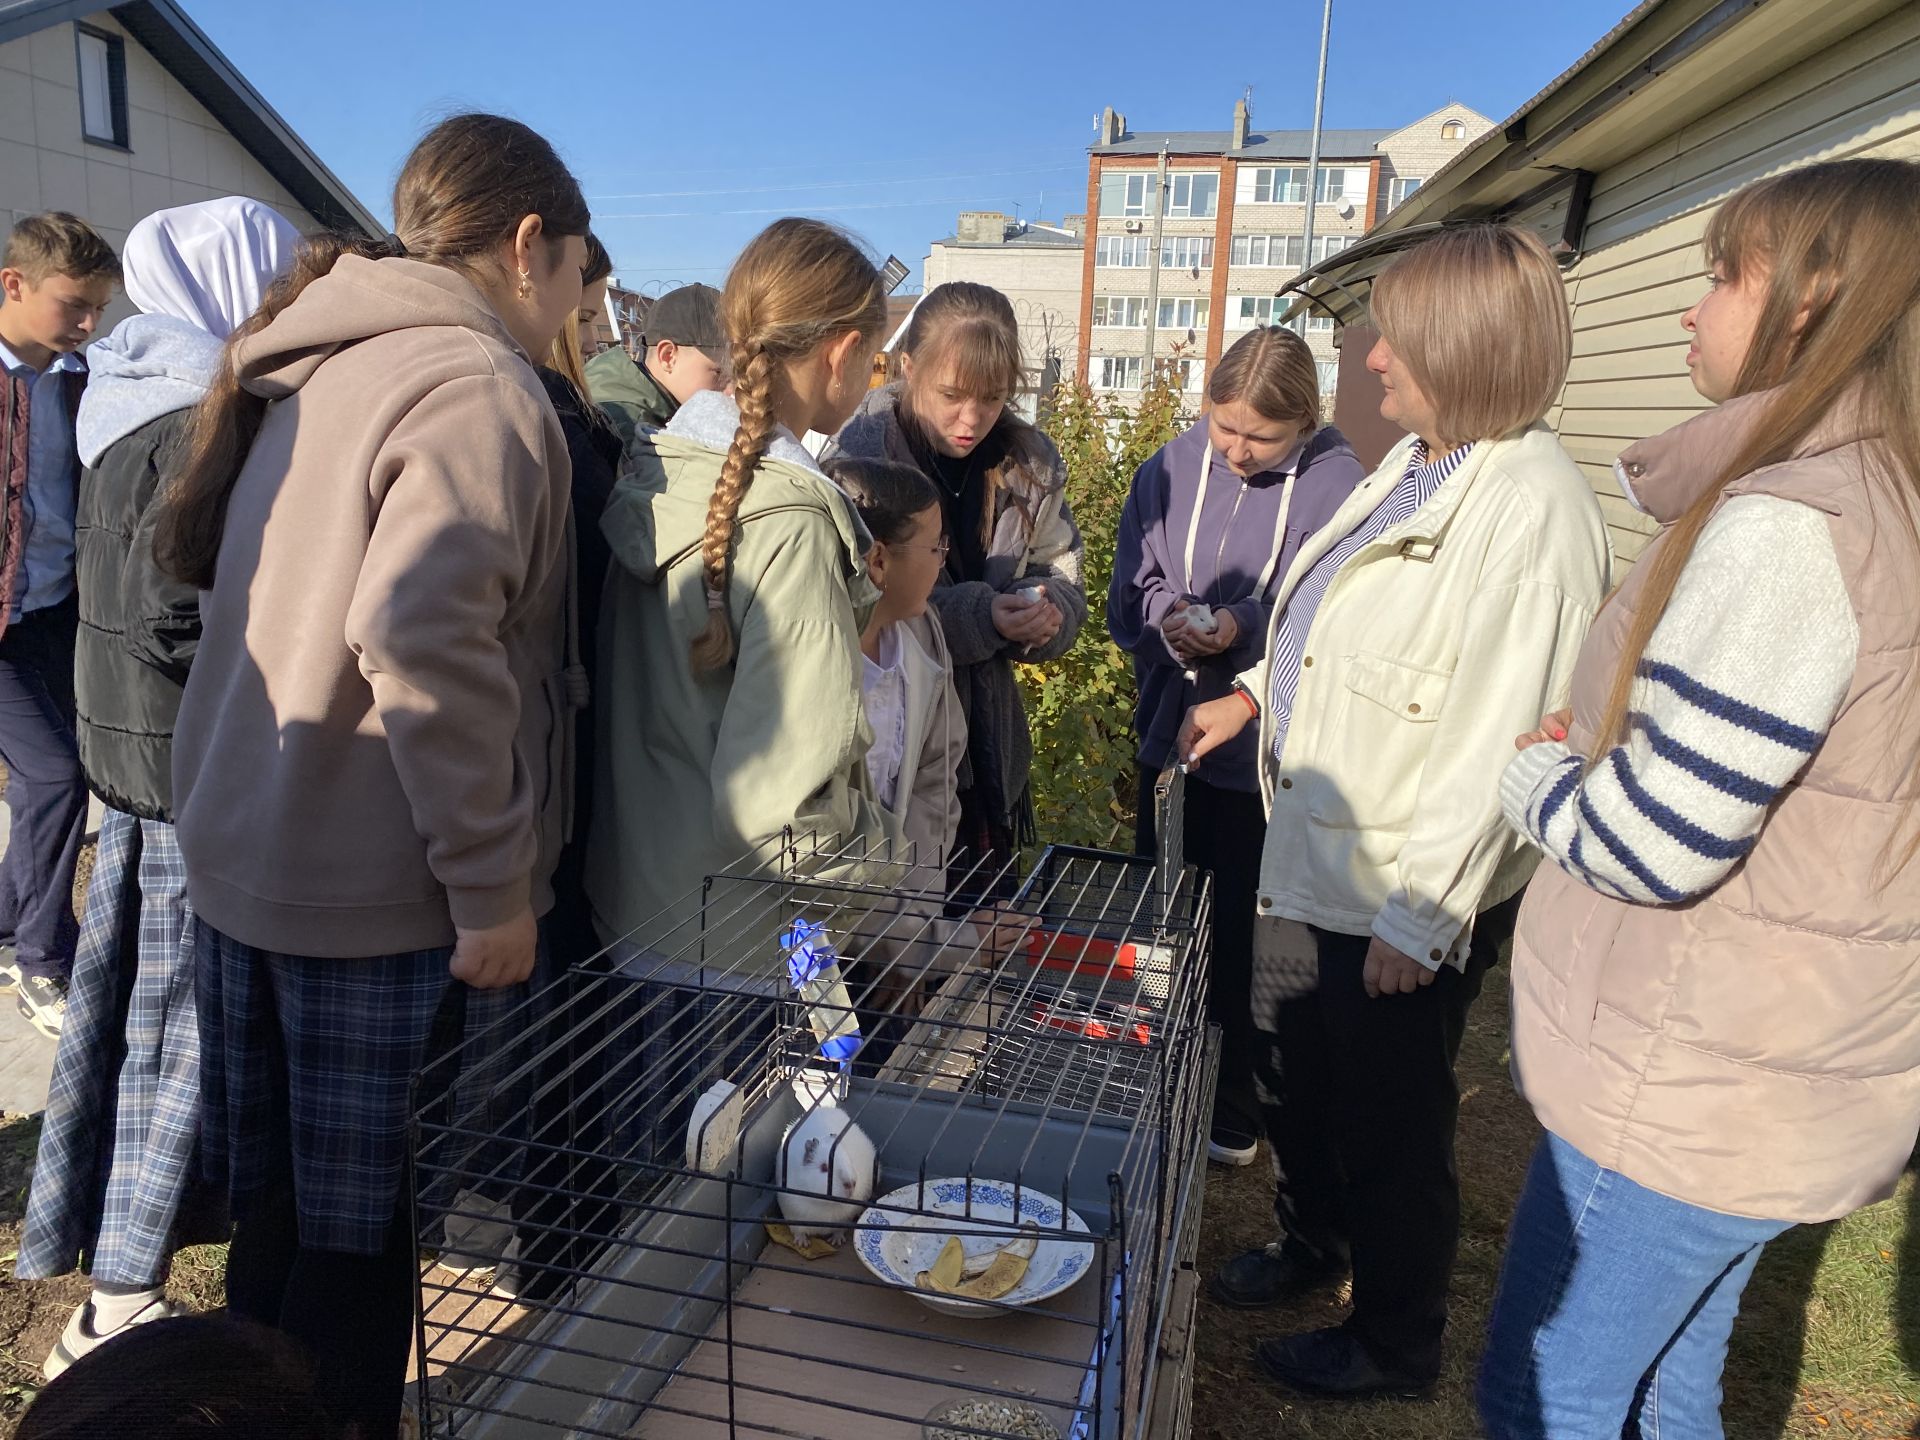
[18,811,201,1287]
[195,921,532,1256]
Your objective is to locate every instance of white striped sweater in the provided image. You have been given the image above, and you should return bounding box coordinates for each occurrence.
[1501,495,1857,905]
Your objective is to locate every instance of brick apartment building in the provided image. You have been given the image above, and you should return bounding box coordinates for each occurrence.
[1079,99,1492,401]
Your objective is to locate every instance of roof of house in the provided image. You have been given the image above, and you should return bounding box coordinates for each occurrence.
[1,0,379,235]
[1091,127,1391,159]
[933,223,1083,249]
[1277,0,1908,326]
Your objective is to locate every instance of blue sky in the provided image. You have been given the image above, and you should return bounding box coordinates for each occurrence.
[186,0,1630,292]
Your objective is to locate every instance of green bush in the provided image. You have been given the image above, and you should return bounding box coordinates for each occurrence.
[1020,364,1191,849]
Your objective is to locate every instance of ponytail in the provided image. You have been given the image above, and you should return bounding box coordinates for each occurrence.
[691,346,776,668]
[687,217,888,670]
[153,112,590,589]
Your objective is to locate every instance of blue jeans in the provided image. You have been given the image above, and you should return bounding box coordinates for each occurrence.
[1478,1133,1792,1440]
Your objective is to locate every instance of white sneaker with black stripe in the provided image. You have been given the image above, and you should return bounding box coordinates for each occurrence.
[16,972,67,1038]
[44,1295,186,1379]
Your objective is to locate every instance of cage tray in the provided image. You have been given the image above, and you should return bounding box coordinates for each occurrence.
[630,1235,1105,1439]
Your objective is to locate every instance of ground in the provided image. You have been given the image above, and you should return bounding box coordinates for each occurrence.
[0,965,1916,1435]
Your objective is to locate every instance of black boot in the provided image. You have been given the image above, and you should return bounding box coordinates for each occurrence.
[1207,1242,1345,1309]
[1254,1325,1436,1399]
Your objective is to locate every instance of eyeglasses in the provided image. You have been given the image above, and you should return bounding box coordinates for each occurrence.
[887,535,951,559]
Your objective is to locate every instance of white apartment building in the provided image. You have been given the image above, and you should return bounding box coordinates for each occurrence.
[1079,100,1491,402]
[921,211,1084,420]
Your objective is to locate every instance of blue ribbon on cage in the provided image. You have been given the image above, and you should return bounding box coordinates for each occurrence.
[782,919,863,1068]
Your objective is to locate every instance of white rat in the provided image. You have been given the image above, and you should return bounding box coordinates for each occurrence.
[776,1104,877,1245]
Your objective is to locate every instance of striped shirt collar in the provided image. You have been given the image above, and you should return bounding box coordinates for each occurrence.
[1404,437,1473,487]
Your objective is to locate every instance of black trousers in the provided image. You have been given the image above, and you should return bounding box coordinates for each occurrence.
[1137,766,1263,1141]
[0,595,85,981]
[1262,891,1522,1380]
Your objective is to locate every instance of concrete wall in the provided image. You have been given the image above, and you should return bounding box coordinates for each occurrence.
[0,13,335,331]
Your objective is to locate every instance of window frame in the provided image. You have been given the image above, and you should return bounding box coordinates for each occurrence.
[1091,354,1146,390]
[1160,235,1214,270]
[1390,176,1424,206]
[1156,296,1210,330]
[74,23,129,150]
[1166,171,1219,219]
[1095,235,1150,268]
[1091,295,1149,329]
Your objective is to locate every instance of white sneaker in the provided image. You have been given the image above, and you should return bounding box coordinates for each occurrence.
[436,1191,517,1277]
[17,973,67,1038]
[43,1295,185,1379]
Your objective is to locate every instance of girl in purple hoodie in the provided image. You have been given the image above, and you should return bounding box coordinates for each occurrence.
[1107,325,1362,1165]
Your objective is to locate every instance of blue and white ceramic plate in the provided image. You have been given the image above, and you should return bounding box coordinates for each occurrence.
[854,1178,1096,1318]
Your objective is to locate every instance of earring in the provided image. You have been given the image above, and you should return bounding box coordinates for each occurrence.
[517,268,533,301]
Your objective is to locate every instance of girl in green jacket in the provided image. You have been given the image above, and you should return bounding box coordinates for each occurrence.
[585,218,903,972]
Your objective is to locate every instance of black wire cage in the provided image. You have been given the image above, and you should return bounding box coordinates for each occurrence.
[408,778,1214,1440]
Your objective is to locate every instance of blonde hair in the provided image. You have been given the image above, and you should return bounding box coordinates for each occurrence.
[1370,224,1570,446]
[901,282,1023,404]
[1594,159,1920,871]
[691,217,887,669]
[1207,326,1319,431]
[546,232,613,395]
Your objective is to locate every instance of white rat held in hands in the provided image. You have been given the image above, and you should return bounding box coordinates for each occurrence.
[777,1105,877,1246]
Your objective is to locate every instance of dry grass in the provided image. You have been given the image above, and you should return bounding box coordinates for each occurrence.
[1190,976,1920,1440]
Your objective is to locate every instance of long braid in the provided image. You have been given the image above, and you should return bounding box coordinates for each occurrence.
[690,342,776,669]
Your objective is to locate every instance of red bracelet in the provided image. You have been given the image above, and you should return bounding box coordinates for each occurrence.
[1234,686,1259,720]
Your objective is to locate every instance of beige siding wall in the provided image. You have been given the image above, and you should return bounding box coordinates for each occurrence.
[0,14,334,331]
[1556,3,1920,567]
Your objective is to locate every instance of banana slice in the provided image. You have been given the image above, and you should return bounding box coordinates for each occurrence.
[916,1235,967,1291]
[950,1247,1031,1300]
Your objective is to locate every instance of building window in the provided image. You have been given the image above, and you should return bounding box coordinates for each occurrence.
[1091,355,1145,390]
[1091,295,1149,328]
[1095,235,1151,267]
[74,25,128,148]
[1157,297,1209,330]
[1228,234,1351,268]
[1316,359,1338,393]
[1234,296,1290,327]
[1441,120,1466,140]
[1248,167,1300,205]
[1390,176,1424,206]
[1232,296,1335,332]
[1166,172,1219,219]
[1245,165,1372,205]
[1160,236,1214,269]
[1163,358,1205,393]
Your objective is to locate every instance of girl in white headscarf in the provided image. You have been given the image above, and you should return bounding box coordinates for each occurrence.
[16,197,299,1376]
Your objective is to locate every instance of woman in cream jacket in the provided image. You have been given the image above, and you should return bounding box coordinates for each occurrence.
[1180,226,1609,1398]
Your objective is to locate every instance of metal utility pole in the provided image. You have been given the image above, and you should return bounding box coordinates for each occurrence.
[1299,0,1333,278]
[1142,142,1169,385]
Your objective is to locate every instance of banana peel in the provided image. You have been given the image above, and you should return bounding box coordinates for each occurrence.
[915,1226,1039,1300]
[765,1221,840,1261]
